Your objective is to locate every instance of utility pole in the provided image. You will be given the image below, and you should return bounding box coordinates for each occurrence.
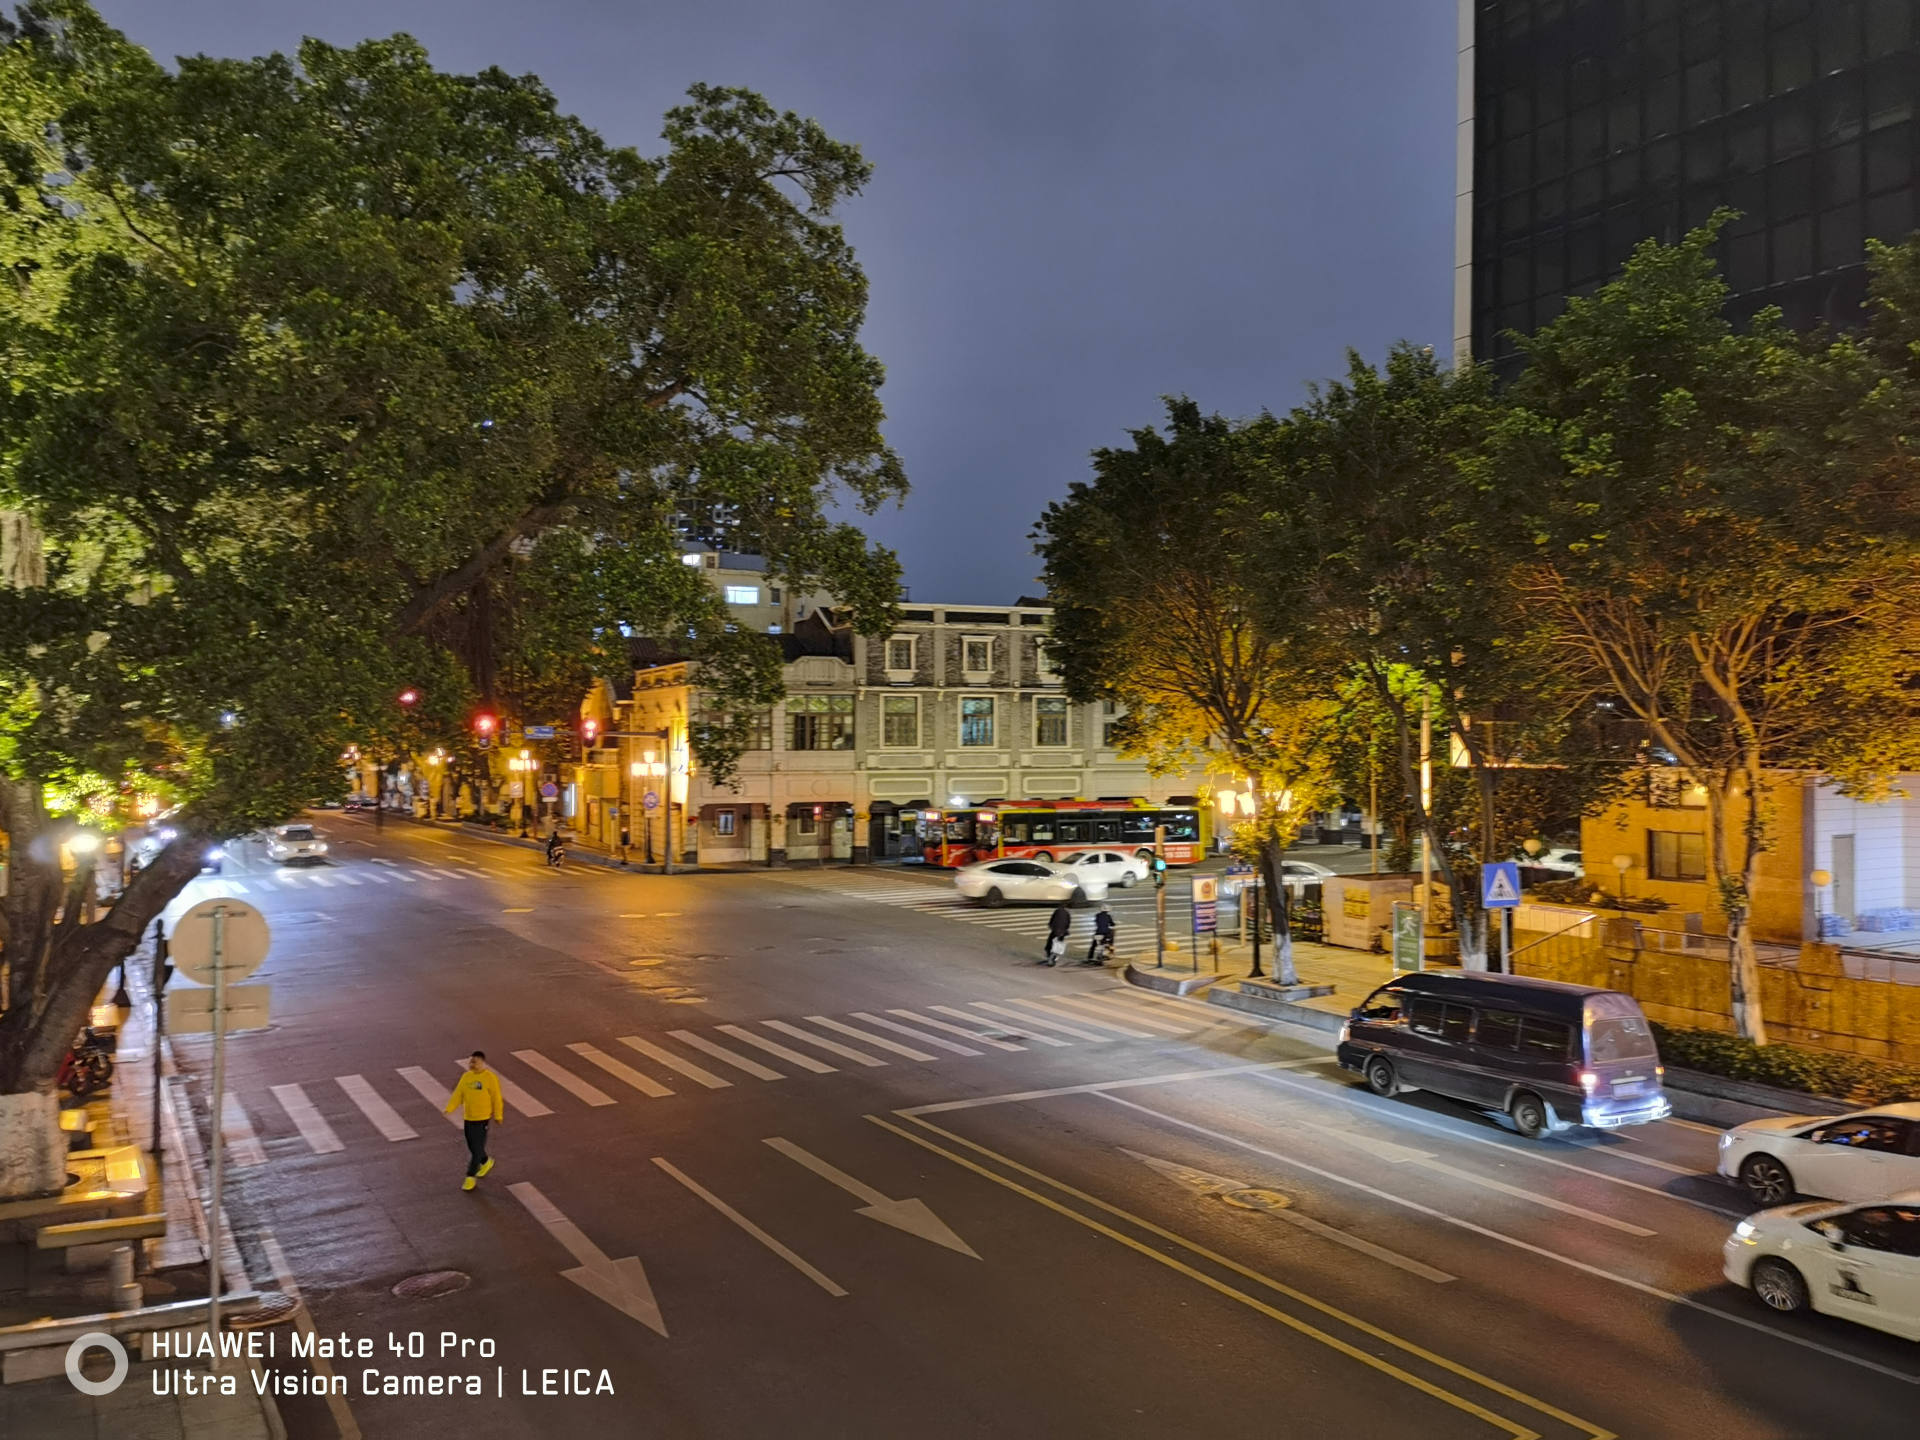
[1369,752,1380,875]
[1153,825,1167,968]
[1419,691,1432,969]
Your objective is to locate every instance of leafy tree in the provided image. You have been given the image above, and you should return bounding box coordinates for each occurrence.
[1034,399,1342,984]
[1505,224,1920,1042]
[0,2,903,1158]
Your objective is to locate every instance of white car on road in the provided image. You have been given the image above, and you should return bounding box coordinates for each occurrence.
[1717,1102,1920,1206]
[955,860,1109,907]
[1723,1193,1920,1340]
[266,823,330,864]
[1279,860,1335,893]
[1057,850,1149,889]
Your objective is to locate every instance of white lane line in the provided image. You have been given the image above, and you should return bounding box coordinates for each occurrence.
[1118,990,1268,1031]
[716,1024,837,1074]
[494,1072,554,1117]
[222,1094,267,1167]
[620,1035,731,1089]
[270,1083,342,1155]
[1015,996,1154,1039]
[337,1074,417,1141]
[306,873,336,888]
[851,1012,983,1056]
[360,872,389,885]
[261,1231,362,1440]
[512,1049,615,1107]
[1096,1093,1920,1386]
[970,1001,1112,1043]
[666,1030,784,1081]
[568,1043,673,1098]
[653,1158,848,1298]
[1061,993,1194,1034]
[334,872,364,886]
[397,1066,463,1126]
[932,1003,1068,1047]
[806,1016,939,1062]
[371,857,399,866]
[887,1008,1024,1052]
[899,1059,1321,1115]
[761,1020,888,1068]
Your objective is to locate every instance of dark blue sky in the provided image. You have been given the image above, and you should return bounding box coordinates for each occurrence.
[96,1,1456,603]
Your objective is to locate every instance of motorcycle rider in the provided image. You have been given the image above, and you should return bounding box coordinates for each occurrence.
[544,827,565,866]
[1084,905,1116,965]
[1041,903,1072,965]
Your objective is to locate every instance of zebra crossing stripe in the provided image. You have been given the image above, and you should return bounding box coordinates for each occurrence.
[969,1001,1112,1043]
[337,1074,417,1141]
[762,1020,888,1068]
[512,1050,614,1107]
[1064,993,1195,1035]
[850,1012,982,1056]
[932,1003,1069,1047]
[1027,995,1157,1038]
[888,1008,1024,1052]
[806,1015,940,1062]
[620,1035,732,1089]
[716,1024,838,1074]
[222,1094,267,1166]
[568,1042,673,1098]
[666,1030,784,1081]
[493,1072,554,1117]
[271,1083,343,1154]
[397,1067,463,1126]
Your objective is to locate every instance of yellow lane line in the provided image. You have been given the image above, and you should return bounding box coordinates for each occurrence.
[871,1115,1572,1440]
[874,1112,1615,1440]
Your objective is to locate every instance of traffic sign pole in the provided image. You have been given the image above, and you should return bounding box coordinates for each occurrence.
[206,903,227,1356]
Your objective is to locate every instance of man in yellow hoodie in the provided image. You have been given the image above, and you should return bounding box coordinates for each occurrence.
[444,1052,505,1191]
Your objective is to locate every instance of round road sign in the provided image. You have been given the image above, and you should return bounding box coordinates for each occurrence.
[642,791,660,811]
[171,898,270,986]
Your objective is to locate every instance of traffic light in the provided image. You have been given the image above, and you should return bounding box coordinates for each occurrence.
[473,712,496,749]
[581,717,600,748]
[1151,853,1167,888]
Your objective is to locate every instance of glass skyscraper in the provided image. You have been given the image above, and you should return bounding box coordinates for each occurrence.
[1455,0,1920,370]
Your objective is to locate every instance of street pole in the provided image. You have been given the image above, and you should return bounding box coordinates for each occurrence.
[150,921,168,1175]
[1249,880,1263,978]
[1419,691,1432,969]
[205,904,228,1355]
[1369,754,1379,875]
[1154,825,1167,968]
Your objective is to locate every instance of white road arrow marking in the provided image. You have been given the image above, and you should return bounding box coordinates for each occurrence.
[764,1137,978,1258]
[509,1182,665,1336]
[1118,1148,1454,1283]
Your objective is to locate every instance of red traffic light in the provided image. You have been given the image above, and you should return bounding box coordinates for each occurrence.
[473,713,496,735]
[581,718,599,745]
[397,688,419,707]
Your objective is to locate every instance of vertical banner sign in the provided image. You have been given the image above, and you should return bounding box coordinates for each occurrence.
[1392,901,1423,974]
[1191,876,1218,934]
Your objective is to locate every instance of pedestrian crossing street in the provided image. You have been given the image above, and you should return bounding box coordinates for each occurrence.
[220,987,1269,1162]
[192,856,544,895]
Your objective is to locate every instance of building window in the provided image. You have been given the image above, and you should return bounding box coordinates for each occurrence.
[882,695,919,748]
[1035,639,1062,683]
[795,811,816,835]
[963,637,993,675]
[1034,696,1069,747]
[715,810,736,837]
[770,587,783,602]
[1648,830,1708,882]
[724,585,759,605]
[696,707,772,750]
[788,694,855,751]
[959,696,995,747]
[886,637,915,672]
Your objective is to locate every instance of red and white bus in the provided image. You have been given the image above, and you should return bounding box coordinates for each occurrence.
[917,799,1209,869]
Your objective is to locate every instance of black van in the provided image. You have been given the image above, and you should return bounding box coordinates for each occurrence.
[1335,972,1670,1138]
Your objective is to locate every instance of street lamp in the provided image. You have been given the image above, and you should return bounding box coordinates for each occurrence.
[1611,852,1634,903]
[1810,868,1833,937]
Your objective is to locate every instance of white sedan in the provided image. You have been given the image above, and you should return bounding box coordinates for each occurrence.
[1058,850,1149,889]
[955,860,1109,907]
[1724,1194,1920,1340]
[1279,860,1335,893]
[265,823,330,864]
[1717,1102,1920,1205]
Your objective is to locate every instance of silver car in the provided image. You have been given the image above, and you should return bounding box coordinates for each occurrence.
[266,823,329,864]
[955,859,1109,908]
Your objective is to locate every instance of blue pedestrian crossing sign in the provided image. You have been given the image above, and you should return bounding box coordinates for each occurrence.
[1481,861,1522,909]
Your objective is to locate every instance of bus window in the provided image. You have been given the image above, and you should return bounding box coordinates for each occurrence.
[1004,822,1028,843]
[1095,820,1121,841]
[1056,820,1088,844]
[1029,821,1055,843]
[1162,813,1199,842]
[1119,817,1156,845]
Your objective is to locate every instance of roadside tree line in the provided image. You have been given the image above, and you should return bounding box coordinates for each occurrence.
[1036,220,1920,1037]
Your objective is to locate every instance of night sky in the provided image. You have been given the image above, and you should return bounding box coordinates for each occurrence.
[93,1,1456,603]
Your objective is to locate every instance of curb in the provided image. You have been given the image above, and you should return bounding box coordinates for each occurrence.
[1122,963,1219,997]
[1204,984,1346,1034]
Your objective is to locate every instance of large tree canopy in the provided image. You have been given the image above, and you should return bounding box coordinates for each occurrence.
[0,1,903,1098]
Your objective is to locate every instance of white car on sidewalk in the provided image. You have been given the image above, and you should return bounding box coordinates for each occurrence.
[1057,850,1150,889]
[954,860,1109,907]
[265,823,330,864]
[1717,1102,1920,1205]
[1723,1194,1920,1340]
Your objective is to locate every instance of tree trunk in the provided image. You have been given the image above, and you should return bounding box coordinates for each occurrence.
[1705,778,1768,1045]
[1257,835,1298,986]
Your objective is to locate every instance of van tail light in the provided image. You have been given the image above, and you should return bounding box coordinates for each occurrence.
[1579,1070,1599,1092]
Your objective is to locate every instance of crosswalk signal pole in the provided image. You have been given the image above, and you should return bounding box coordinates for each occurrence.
[1153,825,1167,968]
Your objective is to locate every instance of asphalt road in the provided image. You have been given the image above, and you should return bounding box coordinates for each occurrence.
[156,816,1917,1440]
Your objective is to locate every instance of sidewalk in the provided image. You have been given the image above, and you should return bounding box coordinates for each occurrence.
[0,944,280,1439]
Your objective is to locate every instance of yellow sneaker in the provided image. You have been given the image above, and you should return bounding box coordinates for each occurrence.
[476,1159,494,1178]
[462,1177,476,1191]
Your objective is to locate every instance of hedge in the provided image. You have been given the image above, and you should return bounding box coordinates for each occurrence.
[1651,1023,1920,1107]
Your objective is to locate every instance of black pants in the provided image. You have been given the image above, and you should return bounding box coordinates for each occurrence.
[464,1120,490,1176]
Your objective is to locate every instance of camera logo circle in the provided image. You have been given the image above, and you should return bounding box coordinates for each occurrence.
[65,1331,129,1396]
